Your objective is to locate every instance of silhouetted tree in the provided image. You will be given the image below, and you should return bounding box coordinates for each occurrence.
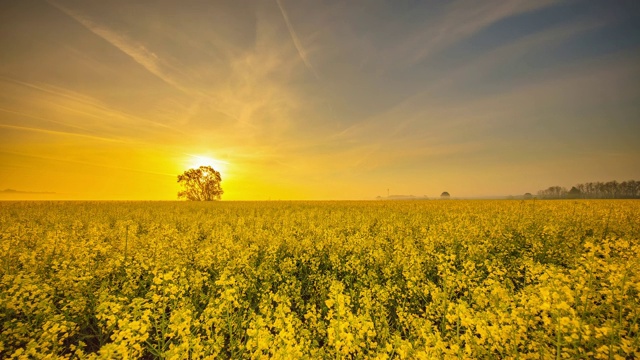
[567,186,581,199]
[177,166,223,201]
[441,192,450,199]
[536,180,640,199]
[537,186,567,199]
[621,180,640,198]
[523,193,533,200]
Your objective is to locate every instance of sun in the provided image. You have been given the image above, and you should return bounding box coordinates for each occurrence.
[185,154,228,176]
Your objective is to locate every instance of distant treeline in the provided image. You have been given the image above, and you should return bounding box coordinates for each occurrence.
[537,180,640,199]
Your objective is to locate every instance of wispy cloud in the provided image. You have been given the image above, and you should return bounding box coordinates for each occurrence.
[303,15,625,176]
[0,77,186,139]
[412,0,559,63]
[333,15,605,141]
[276,0,319,79]
[0,124,123,142]
[0,150,176,178]
[45,0,189,93]
[0,106,92,133]
[369,0,561,70]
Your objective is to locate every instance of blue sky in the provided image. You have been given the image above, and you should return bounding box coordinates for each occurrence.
[1,0,639,199]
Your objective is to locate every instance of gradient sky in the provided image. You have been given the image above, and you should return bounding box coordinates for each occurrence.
[1,0,639,200]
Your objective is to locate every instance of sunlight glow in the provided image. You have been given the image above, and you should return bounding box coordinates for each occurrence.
[185,154,229,176]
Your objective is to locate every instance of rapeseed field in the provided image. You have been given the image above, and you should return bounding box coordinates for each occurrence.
[1,200,638,359]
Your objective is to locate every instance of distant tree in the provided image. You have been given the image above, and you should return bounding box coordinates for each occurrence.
[535,180,640,199]
[567,186,581,199]
[440,192,450,199]
[624,180,640,198]
[177,166,223,201]
[523,193,533,200]
[537,186,567,199]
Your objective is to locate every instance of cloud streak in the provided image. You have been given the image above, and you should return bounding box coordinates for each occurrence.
[0,124,123,142]
[332,14,605,141]
[0,77,187,139]
[0,150,176,178]
[276,0,319,79]
[45,0,189,93]
[403,0,561,65]
[0,106,92,133]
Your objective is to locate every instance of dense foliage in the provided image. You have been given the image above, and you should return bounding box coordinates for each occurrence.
[1,200,638,359]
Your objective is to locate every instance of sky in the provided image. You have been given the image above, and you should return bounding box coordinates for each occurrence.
[1,0,639,200]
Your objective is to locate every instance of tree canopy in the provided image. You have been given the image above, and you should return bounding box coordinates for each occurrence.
[177,166,223,201]
[537,180,640,199]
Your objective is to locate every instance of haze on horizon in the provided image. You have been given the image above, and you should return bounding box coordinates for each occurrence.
[1,0,639,200]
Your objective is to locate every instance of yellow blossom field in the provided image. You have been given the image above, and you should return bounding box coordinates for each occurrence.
[1,200,639,359]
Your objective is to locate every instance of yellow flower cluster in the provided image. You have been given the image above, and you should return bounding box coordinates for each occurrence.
[0,200,638,358]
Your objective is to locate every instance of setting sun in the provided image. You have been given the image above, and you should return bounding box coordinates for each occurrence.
[185,155,229,177]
